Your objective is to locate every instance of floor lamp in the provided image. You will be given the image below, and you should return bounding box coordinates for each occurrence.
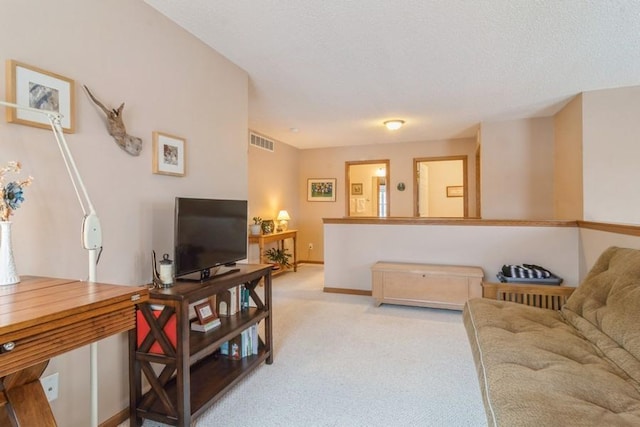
[0,100,103,427]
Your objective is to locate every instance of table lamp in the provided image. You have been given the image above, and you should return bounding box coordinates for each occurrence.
[277,210,290,231]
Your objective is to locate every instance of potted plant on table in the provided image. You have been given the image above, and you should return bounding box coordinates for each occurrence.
[250,217,262,235]
[264,247,292,271]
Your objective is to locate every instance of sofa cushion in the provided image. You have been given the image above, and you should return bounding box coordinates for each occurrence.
[464,297,640,426]
[562,246,640,384]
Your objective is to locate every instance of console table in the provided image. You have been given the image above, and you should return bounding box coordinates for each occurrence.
[0,276,148,426]
[248,229,297,275]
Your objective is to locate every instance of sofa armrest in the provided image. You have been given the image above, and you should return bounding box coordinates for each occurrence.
[482,282,576,310]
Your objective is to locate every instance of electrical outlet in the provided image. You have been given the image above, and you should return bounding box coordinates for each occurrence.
[40,372,59,402]
[308,243,313,250]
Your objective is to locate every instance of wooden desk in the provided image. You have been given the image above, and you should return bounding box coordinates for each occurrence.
[248,229,297,274]
[0,276,148,426]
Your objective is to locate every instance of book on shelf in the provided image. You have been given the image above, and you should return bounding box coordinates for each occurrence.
[190,318,221,332]
[240,285,250,310]
[229,285,239,315]
[219,324,259,358]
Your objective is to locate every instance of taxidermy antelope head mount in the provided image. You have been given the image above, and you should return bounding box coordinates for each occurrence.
[83,85,142,156]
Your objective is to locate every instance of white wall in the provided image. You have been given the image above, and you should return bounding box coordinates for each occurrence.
[578,228,640,279]
[554,95,584,220]
[481,118,555,219]
[324,222,579,292]
[427,160,464,217]
[0,1,248,425]
[248,134,299,262]
[582,86,640,224]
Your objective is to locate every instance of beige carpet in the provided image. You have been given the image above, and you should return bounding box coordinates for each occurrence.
[127,264,486,426]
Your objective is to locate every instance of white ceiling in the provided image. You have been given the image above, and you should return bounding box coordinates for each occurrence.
[144,1,640,149]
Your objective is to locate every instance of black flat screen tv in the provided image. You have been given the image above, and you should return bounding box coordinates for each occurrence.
[174,197,247,281]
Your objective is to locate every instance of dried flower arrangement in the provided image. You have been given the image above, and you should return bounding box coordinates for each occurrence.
[0,161,34,221]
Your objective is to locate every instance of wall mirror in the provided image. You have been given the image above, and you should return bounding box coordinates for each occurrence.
[413,156,468,217]
[345,160,390,217]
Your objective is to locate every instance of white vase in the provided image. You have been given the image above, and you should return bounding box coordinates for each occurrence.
[0,221,20,286]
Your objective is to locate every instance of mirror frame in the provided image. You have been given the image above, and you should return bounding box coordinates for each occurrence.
[345,159,390,217]
[413,155,468,217]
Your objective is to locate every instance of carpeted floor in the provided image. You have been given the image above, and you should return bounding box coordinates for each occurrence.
[127,264,486,427]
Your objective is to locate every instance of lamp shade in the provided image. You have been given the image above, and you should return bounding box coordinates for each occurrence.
[277,210,291,221]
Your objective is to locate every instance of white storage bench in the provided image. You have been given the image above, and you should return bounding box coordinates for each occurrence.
[371,262,484,311]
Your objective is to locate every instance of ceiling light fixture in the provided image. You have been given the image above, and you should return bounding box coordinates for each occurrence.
[384,119,405,131]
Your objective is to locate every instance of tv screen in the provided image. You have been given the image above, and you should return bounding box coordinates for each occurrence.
[174,197,247,279]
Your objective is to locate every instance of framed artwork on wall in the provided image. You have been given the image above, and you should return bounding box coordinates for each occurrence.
[446,185,464,197]
[152,131,186,177]
[5,59,76,133]
[307,178,336,202]
[351,183,363,195]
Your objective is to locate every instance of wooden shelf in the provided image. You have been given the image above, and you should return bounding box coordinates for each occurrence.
[140,344,269,421]
[188,308,268,357]
[130,264,272,426]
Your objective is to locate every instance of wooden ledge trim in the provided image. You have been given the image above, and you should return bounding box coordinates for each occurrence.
[578,220,640,237]
[323,287,372,296]
[323,217,577,227]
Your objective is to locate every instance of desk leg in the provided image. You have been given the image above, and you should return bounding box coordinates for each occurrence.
[292,235,297,272]
[258,240,265,264]
[2,361,56,427]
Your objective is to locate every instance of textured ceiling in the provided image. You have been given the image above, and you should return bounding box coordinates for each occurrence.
[144,0,640,149]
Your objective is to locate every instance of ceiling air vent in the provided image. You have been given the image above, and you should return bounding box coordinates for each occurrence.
[249,132,274,152]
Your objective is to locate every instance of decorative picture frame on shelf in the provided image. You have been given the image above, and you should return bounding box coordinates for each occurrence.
[261,219,275,234]
[194,300,217,325]
[351,183,363,195]
[152,131,186,177]
[446,185,464,198]
[5,60,76,133]
[307,178,336,202]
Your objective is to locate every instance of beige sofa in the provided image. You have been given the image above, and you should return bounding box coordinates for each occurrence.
[463,246,640,427]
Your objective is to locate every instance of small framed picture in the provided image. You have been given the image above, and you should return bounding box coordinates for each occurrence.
[194,301,217,324]
[446,185,464,197]
[153,131,186,177]
[261,219,275,234]
[307,178,336,202]
[5,60,76,133]
[351,183,363,195]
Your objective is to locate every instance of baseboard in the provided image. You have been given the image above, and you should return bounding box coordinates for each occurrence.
[100,408,128,427]
[297,260,324,265]
[323,287,372,296]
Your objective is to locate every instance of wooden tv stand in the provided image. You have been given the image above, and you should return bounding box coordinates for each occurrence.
[129,264,273,426]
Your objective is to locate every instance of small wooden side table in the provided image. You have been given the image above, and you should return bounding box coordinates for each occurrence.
[248,229,297,275]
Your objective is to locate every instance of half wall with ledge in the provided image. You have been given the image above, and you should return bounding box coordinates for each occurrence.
[323,218,580,295]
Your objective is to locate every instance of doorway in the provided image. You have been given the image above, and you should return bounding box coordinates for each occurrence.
[413,156,468,217]
[345,160,390,217]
